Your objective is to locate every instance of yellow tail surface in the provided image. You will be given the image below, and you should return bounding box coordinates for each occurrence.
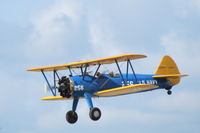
[155,56,183,86]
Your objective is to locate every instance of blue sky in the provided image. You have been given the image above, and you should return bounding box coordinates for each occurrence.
[0,0,200,133]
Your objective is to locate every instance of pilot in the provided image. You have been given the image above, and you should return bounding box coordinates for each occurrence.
[96,72,103,78]
[109,72,114,77]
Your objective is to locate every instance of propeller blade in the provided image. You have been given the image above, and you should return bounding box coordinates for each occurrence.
[44,84,57,94]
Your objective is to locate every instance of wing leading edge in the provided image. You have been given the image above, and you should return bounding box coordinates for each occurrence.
[95,84,159,97]
[40,96,73,100]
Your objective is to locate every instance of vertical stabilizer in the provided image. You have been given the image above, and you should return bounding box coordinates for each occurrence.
[155,56,181,85]
[155,56,180,75]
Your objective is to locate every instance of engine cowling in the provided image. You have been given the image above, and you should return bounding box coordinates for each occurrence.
[58,76,71,98]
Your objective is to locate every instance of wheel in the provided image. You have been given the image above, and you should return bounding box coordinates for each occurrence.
[89,107,101,121]
[66,111,78,124]
[167,90,172,95]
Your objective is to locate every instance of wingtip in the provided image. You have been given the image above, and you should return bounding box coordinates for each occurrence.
[26,68,31,71]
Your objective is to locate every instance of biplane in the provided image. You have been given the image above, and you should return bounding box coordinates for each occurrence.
[27,54,187,124]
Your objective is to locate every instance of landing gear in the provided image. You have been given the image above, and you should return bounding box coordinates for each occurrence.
[89,107,101,121]
[84,93,101,121]
[66,111,78,124]
[167,90,172,95]
[65,93,101,124]
[165,87,172,95]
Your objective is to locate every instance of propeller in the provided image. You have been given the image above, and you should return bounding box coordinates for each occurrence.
[44,84,58,94]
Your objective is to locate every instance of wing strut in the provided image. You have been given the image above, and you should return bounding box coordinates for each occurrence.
[93,64,101,77]
[41,70,56,96]
[53,70,56,95]
[115,59,126,85]
[55,71,60,80]
[128,59,138,83]
[83,64,88,80]
[80,65,83,75]
[68,66,73,76]
[80,64,89,80]
[126,60,129,82]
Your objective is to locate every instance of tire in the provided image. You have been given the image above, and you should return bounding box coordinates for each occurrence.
[89,107,101,121]
[66,111,78,124]
[167,90,172,95]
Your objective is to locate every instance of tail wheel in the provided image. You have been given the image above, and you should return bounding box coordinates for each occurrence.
[165,87,172,95]
[66,111,78,124]
[89,107,101,121]
[167,90,172,95]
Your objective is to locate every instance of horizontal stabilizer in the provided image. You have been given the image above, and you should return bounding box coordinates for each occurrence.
[95,84,159,97]
[153,74,188,78]
[41,96,73,101]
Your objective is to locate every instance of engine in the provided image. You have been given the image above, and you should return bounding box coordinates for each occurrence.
[58,76,71,98]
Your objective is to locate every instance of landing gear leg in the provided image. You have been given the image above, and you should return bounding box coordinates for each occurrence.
[84,93,101,121]
[66,97,79,124]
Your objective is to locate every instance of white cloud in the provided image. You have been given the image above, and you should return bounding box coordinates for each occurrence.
[23,0,84,60]
[88,23,123,57]
[22,0,124,63]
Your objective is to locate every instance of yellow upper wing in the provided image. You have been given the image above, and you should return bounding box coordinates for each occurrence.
[27,54,146,72]
[95,84,158,97]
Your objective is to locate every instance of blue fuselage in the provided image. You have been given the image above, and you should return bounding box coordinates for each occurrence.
[70,74,172,97]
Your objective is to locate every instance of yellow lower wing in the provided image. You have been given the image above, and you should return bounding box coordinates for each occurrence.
[95,84,159,97]
[41,84,159,100]
[41,96,73,101]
